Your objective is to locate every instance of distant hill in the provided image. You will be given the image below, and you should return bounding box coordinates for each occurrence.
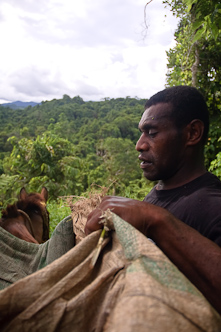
[1,101,40,110]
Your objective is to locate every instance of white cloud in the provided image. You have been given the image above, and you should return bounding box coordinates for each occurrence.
[0,0,178,103]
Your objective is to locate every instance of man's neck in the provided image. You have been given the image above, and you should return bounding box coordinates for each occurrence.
[156,168,207,191]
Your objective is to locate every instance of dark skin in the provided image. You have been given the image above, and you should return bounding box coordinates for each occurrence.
[85,102,221,314]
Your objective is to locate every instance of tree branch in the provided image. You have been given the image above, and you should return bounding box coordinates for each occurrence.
[144,0,154,30]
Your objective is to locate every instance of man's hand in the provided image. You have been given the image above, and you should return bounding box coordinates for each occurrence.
[85,196,164,237]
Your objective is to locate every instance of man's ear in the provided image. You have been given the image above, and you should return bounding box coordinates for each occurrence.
[185,119,204,146]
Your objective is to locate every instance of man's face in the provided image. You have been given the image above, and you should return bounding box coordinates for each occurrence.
[136,102,186,182]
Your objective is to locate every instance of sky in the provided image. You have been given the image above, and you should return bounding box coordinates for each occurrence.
[0,0,179,104]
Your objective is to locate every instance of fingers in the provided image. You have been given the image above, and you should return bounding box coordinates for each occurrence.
[85,209,102,235]
[85,197,168,238]
[85,196,118,235]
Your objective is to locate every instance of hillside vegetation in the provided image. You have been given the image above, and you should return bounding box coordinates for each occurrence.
[0,96,154,208]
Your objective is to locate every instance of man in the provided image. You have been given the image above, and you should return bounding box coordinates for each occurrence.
[85,86,221,314]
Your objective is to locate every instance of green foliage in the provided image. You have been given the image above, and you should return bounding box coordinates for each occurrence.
[185,0,221,41]
[47,198,71,235]
[1,133,85,198]
[0,97,148,203]
[92,137,141,191]
[165,0,221,101]
[209,137,221,178]
[0,174,24,208]
[164,0,221,42]
[204,122,221,168]
[209,151,221,177]
[122,178,154,200]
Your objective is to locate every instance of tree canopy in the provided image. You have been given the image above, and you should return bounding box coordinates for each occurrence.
[0,96,151,204]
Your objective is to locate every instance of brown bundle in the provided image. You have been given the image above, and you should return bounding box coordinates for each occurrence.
[66,186,108,243]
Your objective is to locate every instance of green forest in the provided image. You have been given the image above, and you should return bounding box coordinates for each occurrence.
[0,96,150,200]
[0,0,221,228]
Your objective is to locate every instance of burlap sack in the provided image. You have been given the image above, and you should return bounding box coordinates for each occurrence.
[0,213,220,331]
[0,215,74,290]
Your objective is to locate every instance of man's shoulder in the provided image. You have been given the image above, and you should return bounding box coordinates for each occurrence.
[189,172,221,203]
[143,173,221,245]
[196,172,221,188]
[145,172,221,199]
[143,172,221,214]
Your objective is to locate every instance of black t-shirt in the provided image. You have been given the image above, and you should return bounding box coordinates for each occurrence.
[143,172,221,246]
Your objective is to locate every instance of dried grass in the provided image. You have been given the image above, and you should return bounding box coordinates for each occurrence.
[63,185,109,243]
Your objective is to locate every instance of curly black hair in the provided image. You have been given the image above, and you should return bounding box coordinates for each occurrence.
[145,86,209,144]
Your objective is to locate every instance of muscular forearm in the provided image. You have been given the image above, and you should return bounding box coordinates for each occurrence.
[149,210,221,315]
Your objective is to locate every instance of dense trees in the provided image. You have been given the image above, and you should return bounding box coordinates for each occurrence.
[0,97,149,204]
[165,0,221,105]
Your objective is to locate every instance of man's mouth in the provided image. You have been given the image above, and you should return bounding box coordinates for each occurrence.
[140,159,153,168]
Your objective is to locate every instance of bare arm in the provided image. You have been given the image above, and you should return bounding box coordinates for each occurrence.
[85,196,221,315]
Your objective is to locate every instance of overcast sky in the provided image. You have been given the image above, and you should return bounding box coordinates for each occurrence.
[0,0,178,104]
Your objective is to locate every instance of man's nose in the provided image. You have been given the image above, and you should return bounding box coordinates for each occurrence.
[136,134,149,151]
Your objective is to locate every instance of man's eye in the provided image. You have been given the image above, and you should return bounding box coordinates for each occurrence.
[148,130,157,137]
